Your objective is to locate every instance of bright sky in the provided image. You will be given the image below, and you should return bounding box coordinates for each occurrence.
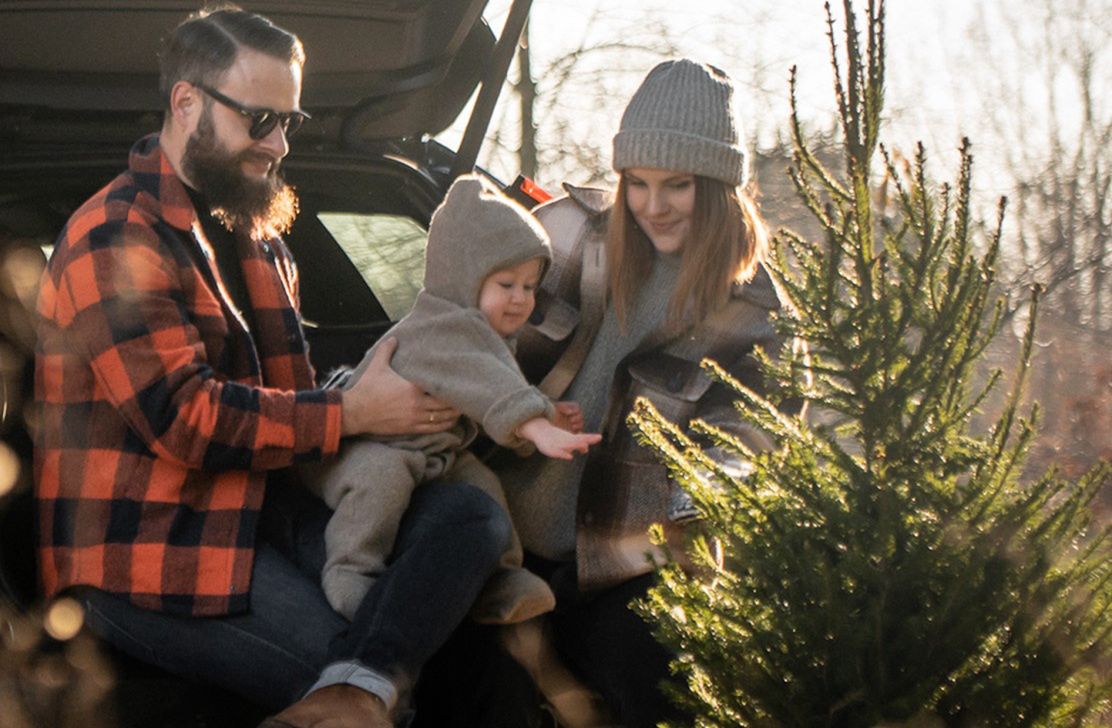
[441,0,1103,203]
[512,0,977,134]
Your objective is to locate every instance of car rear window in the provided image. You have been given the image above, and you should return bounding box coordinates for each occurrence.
[317,212,428,321]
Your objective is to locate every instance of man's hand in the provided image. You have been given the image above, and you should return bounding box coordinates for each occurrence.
[341,337,460,436]
[517,417,601,460]
[550,401,584,433]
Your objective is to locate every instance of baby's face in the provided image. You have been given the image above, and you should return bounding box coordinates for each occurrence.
[477,257,544,337]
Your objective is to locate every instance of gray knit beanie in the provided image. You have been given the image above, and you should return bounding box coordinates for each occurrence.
[423,174,552,308]
[612,58,748,186]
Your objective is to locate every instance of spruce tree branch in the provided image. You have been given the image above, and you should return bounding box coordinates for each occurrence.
[789,68,853,203]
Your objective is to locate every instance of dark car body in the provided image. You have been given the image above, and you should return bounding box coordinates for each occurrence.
[0,1,540,723]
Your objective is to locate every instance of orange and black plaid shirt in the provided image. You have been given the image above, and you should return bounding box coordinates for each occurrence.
[34,135,343,616]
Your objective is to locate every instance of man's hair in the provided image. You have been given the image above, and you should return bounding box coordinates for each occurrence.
[159,5,305,108]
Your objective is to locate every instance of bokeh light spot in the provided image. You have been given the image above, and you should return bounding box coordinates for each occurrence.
[44,598,85,641]
[0,441,20,496]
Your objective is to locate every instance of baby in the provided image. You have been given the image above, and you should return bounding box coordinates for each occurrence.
[304,174,599,623]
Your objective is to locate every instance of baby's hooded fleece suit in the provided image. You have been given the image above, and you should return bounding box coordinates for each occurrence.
[303,175,557,623]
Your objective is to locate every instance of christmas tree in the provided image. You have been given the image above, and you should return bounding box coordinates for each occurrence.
[631,1,1112,725]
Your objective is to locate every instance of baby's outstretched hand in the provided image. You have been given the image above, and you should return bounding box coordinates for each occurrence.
[517,417,601,460]
[551,401,584,433]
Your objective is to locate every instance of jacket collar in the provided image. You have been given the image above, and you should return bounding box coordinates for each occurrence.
[128,133,198,233]
[733,263,780,310]
[563,182,614,215]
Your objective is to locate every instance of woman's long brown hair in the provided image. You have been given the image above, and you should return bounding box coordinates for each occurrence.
[607,173,769,332]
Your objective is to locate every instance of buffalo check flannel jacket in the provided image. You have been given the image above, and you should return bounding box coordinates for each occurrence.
[34,134,343,616]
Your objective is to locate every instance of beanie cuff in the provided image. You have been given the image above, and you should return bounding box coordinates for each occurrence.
[613,129,748,187]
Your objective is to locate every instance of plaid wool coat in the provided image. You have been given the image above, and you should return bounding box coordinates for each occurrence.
[34,135,343,616]
[517,186,797,590]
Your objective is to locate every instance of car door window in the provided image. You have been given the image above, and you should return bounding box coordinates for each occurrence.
[317,212,428,321]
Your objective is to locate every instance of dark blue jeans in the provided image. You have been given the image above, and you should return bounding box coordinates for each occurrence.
[76,479,510,715]
[540,561,686,728]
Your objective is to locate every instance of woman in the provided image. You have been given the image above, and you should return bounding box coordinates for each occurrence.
[497,58,789,728]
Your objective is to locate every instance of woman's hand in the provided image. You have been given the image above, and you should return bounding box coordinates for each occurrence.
[517,417,601,460]
[341,338,460,436]
[550,401,585,433]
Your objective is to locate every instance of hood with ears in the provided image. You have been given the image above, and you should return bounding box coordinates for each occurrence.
[422,174,552,309]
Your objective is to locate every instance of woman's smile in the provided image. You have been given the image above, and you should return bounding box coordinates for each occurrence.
[624,168,696,254]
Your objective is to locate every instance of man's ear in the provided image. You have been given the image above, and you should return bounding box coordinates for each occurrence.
[168,80,202,131]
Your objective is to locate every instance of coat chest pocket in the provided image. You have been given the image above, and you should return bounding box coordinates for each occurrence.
[613,352,712,464]
[612,352,713,526]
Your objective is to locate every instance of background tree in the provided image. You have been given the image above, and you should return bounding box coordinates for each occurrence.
[630,1,1112,725]
[484,5,682,187]
[961,0,1111,492]
[476,0,1110,518]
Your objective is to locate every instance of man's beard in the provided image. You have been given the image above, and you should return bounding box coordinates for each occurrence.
[182,111,299,240]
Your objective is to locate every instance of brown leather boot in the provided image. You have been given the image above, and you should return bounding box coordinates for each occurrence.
[502,619,614,727]
[257,684,393,728]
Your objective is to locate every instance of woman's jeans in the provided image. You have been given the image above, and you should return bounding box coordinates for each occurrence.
[74,479,510,714]
[540,560,686,728]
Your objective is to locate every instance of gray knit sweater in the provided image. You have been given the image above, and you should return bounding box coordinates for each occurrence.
[501,251,682,560]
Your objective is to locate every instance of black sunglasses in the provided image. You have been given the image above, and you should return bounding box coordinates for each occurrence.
[194,83,310,140]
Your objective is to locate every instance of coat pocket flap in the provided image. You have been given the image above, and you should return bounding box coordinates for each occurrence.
[627,352,713,402]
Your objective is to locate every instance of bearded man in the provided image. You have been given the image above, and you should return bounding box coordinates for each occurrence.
[33,7,524,727]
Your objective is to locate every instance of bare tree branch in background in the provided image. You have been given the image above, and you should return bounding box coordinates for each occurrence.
[487,6,684,187]
[967,0,1111,330]
[964,0,1111,487]
[484,1,826,188]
